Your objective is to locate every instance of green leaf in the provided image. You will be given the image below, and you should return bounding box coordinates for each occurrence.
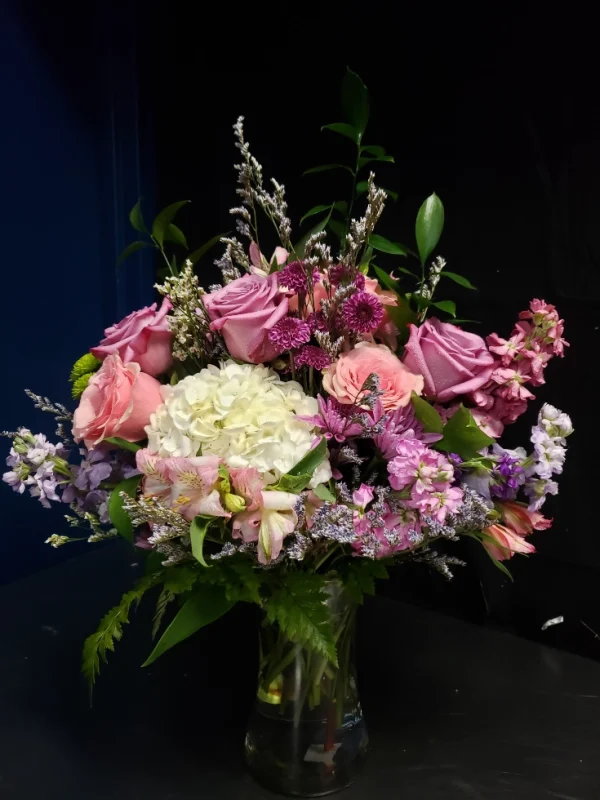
[190,516,213,568]
[188,233,227,266]
[441,271,477,290]
[360,144,386,157]
[142,583,234,667]
[108,475,142,542]
[266,572,337,663]
[304,164,354,176]
[152,588,175,640]
[321,122,361,143]
[341,559,389,605]
[275,473,313,493]
[71,373,93,399]
[82,573,160,693]
[410,392,444,434]
[357,155,395,169]
[312,483,336,502]
[104,437,142,453]
[152,200,190,248]
[117,240,151,265]
[327,218,347,242]
[294,210,334,259]
[435,405,495,460]
[287,438,327,477]
[430,299,456,317]
[372,265,401,294]
[163,223,188,248]
[396,266,419,277]
[129,199,148,234]
[356,181,398,201]
[300,204,334,226]
[369,234,408,256]
[70,353,101,382]
[341,67,369,138]
[415,192,445,264]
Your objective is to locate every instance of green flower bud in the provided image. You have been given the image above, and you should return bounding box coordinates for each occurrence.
[70,353,101,383]
[223,493,246,513]
[72,372,94,399]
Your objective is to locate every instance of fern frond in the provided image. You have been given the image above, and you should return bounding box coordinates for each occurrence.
[152,589,175,640]
[266,572,337,664]
[82,573,160,694]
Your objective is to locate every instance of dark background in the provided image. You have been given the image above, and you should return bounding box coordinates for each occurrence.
[2,1,598,659]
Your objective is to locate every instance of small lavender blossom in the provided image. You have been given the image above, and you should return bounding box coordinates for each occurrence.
[268,317,311,351]
[342,291,384,333]
[524,477,559,511]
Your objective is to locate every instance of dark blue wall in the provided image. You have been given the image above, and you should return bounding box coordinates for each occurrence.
[0,1,154,583]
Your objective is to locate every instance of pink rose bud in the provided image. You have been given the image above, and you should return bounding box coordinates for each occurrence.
[72,354,163,449]
[91,298,173,377]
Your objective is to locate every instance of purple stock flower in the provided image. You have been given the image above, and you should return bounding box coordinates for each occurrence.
[297,395,365,442]
[267,317,311,351]
[490,452,525,500]
[342,291,384,333]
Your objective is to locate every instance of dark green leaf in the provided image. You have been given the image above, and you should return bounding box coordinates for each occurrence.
[411,392,444,433]
[357,155,395,169]
[449,319,481,325]
[300,204,334,226]
[190,516,213,568]
[321,122,361,144]
[385,300,418,331]
[117,240,150,266]
[372,265,402,294]
[312,483,336,502]
[129,199,148,234]
[332,200,349,215]
[108,475,142,542]
[304,164,354,176]
[275,473,313,493]
[341,67,369,138]
[287,438,327,478]
[188,233,227,265]
[360,144,386,157]
[104,437,142,453]
[356,180,398,201]
[430,299,456,317]
[441,271,477,290]
[327,218,346,242]
[152,200,190,248]
[435,405,495,460]
[369,234,408,256]
[163,223,188,248]
[415,192,445,264]
[396,266,419,277]
[294,211,334,259]
[142,583,234,667]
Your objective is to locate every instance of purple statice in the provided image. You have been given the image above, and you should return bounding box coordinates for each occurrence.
[490,451,525,500]
[294,345,331,370]
[310,502,357,543]
[297,395,365,442]
[267,316,311,351]
[278,260,310,293]
[448,486,491,531]
[342,291,384,333]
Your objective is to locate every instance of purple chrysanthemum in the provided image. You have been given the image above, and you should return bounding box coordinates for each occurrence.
[294,345,331,370]
[328,264,366,290]
[342,291,384,333]
[307,311,327,333]
[278,261,310,293]
[268,317,311,351]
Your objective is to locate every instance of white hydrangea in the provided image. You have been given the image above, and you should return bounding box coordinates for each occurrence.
[146,361,331,485]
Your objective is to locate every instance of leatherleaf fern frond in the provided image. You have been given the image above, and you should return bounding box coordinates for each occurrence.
[82,573,162,694]
[265,572,338,665]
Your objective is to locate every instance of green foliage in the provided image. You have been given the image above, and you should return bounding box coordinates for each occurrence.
[312,483,336,502]
[71,372,93,399]
[415,193,445,264]
[188,233,226,265]
[357,180,398,201]
[152,200,190,248]
[300,201,347,227]
[341,559,389,605]
[294,209,336,258]
[435,405,495,460]
[82,573,161,692]
[190,516,213,568]
[142,582,234,667]
[163,223,188,248]
[321,122,361,144]
[70,353,101,383]
[274,438,327,493]
[117,240,151,265]
[386,302,418,334]
[411,392,444,434]
[152,588,174,640]
[369,234,409,256]
[341,67,369,138]
[429,299,456,317]
[304,164,354,176]
[372,265,402,294]
[129,199,148,234]
[215,559,263,605]
[108,475,142,542]
[265,572,338,664]
[104,437,142,453]
[441,271,477,290]
[152,565,200,639]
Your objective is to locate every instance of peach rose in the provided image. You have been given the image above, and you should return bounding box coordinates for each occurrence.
[322,341,424,411]
[73,354,162,449]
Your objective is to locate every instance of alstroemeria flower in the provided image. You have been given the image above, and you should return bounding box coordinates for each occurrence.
[249,242,289,277]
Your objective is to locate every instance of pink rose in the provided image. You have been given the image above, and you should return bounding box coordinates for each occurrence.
[203,274,288,363]
[363,277,400,348]
[322,341,424,412]
[402,318,495,403]
[73,354,162,449]
[91,298,173,377]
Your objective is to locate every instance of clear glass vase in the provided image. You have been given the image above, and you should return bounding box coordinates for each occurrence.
[244,582,368,797]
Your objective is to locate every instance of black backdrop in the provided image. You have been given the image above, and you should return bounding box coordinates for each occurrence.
[141,3,599,659]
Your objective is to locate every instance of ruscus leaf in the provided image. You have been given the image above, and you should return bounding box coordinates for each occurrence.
[341,67,369,138]
[300,204,334,226]
[321,122,361,143]
[415,192,445,264]
[369,235,409,256]
[188,233,228,265]
[104,437,142,453]
[152,200,190,248]
[304,164,354,176]
[129,199,148,234]
[441,271,477,290]
[163,223,188,248]
[117,240,150,266]
[431,299,456,317]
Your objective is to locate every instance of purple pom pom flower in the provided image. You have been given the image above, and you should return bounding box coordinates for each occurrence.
[268,317,311,351]
[342,291,384,333]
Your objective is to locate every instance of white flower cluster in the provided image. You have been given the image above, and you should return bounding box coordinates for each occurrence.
[146,361,331,485]
[531,403,573,479]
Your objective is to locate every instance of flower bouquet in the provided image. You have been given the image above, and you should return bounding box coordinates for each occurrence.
[2,71,572,797]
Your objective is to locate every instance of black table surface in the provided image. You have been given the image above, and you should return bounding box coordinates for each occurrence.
[1,543,599,800]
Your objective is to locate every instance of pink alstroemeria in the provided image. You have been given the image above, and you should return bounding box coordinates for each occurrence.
[249,242,289,277]
[230,467,298,564]
[483,522,536,561]
[498,500,551,536]
[352,483,375,536]
[136,449,228,521]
